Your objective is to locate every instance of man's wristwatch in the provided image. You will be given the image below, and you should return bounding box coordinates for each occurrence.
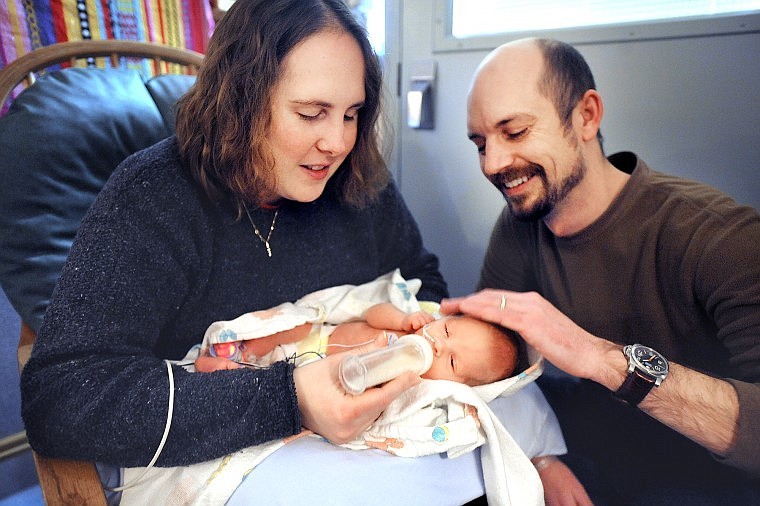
[613,344,669,406]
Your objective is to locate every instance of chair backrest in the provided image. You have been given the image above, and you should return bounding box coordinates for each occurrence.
[0,40,202,333]
[0,40,202,505]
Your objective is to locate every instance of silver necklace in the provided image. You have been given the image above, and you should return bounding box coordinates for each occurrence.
[243,203,279,258]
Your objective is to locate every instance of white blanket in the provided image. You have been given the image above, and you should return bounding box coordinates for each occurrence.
[120,270,548,506]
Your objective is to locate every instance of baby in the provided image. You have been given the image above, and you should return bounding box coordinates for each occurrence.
[195,302,519,387]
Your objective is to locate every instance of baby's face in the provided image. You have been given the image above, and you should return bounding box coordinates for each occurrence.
[417,316,509,386]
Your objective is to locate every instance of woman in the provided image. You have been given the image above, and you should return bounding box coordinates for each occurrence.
[21,0,445,468]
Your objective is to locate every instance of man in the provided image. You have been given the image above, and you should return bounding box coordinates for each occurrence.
[442,37,760,504]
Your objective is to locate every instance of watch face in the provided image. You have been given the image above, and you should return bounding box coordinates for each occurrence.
[630,344,668,377]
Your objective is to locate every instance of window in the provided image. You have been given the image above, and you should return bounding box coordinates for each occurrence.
[348,0,386,56]
[434,0,760,52]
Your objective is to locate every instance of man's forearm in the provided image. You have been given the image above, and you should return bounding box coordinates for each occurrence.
[639,363,739,456]
[442,291,743,457]
[594,350,739,456]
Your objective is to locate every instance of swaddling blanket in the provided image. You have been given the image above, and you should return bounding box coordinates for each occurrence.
[343,378,544,506]
[120,270,545,506]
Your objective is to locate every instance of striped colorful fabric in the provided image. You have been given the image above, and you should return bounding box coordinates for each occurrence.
[1,0,213,72]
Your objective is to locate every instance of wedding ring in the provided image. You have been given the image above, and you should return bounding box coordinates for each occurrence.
[499,294,507,311]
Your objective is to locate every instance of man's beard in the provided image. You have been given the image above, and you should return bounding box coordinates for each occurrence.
[488,154,586,222]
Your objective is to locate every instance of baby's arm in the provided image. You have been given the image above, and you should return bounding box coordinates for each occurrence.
[364,303,434,333]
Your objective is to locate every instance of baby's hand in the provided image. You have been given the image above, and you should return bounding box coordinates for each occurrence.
[401,311,435,331]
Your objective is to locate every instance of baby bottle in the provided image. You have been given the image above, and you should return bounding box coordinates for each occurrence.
[339,334,434,395]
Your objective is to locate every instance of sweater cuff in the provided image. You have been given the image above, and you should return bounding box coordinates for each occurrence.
[286,361,302,432]
[717,379,760,477]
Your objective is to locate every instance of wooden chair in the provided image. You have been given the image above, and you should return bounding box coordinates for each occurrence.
[0,40,203,505]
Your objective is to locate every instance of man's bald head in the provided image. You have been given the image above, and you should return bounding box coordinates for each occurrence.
[470,38,601,141]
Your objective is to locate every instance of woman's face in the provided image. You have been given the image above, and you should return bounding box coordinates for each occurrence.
[267,30,366,204]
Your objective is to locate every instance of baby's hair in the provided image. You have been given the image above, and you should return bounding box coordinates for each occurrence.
[484,323,520,382]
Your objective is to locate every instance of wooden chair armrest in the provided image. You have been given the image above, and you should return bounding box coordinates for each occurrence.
[17,321,107,505]
[33,454,108,505]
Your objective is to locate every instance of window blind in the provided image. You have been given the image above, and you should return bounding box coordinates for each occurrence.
[451,0,760,38]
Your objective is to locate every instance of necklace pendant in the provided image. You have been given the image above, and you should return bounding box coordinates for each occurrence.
[243,203,279,259]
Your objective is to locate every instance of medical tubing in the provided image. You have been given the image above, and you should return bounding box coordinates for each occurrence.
[339,334,433,395]
[106,359,175,492]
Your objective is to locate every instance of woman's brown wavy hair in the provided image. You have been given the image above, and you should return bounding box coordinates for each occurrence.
[175,0,389,213]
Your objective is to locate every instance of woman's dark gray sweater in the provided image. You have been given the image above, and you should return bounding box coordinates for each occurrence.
[21,137,446,467]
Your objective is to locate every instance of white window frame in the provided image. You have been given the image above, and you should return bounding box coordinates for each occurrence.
[433,0,760,53]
